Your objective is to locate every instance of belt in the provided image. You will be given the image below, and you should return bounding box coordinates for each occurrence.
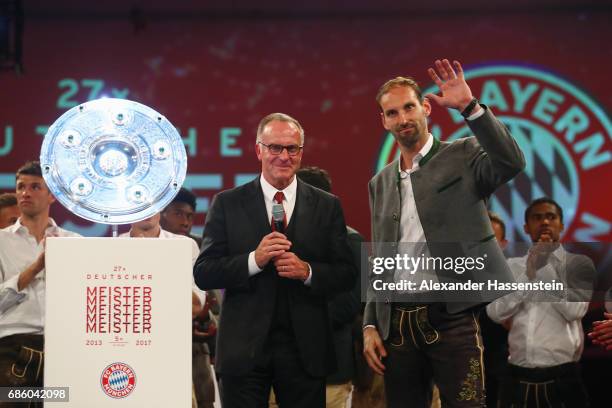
[508,362,580,382]
[393,302,428,311]
[0,334,44,350]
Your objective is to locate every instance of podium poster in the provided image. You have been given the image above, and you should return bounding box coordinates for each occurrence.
[44,237,193,407]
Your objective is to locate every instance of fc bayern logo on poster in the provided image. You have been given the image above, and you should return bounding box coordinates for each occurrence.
[100,362,137,398]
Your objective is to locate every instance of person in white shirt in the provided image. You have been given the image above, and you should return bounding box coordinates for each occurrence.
[0,161,80,403]
[120,212,207,408]
[160,188,218,408]
[119,212,205,317]
[487,197,595,408]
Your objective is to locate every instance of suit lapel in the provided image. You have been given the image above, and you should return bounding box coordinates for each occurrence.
[289,180,315,243]
[240,177,273,237]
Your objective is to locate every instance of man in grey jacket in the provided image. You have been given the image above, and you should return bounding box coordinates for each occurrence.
[363,59,525,407]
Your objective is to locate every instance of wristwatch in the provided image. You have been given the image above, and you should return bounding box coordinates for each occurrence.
[461,98,479,118]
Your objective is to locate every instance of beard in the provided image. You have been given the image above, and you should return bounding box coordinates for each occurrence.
[393,121,426,149]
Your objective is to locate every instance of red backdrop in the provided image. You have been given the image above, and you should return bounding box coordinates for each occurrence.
[1,6,610,242]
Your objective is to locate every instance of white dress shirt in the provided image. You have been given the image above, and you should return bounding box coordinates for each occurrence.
[247,175,312,285]
[0,218,80,338]
[119,227,205,306]
[486,246,589,368]
[396,134,438,291]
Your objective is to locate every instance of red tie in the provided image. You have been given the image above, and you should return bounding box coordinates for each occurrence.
[271,191,287,231]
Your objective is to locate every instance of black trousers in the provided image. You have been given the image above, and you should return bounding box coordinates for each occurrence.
[0,334,44,408]
[479,311,509,408]
[219,333,325,408]
[383,304,486,408]
[498,363,589,408]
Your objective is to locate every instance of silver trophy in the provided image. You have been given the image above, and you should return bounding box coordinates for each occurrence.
[40,98,187,231]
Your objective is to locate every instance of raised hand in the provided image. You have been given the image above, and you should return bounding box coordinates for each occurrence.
[526,233,558,280]
[425,59,477,112]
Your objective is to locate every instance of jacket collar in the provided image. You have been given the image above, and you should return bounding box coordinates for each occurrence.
[394,136,442,184]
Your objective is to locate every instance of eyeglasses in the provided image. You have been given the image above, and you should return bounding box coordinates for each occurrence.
[257,141,303,156]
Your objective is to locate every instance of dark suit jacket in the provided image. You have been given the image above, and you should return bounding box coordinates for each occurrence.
[194,177,356,377]
[327,226,363,384]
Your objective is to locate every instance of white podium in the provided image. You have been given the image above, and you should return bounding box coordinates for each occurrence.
[44,237,193,407]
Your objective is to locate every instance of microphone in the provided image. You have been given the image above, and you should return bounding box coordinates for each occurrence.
[272,203,285,233]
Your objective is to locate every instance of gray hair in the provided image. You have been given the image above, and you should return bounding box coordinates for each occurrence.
[256,113,305,144]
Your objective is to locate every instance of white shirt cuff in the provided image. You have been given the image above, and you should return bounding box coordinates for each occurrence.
[466,105,486,121]
[248,251,263,276]
[0,287,26,314]
[303,263,312,286]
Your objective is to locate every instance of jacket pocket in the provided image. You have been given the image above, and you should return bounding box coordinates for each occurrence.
[478,234,496,243]
[465,234,496,250]
[436,176,462,193]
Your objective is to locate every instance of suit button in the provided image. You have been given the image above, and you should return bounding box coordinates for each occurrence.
[392,213,398,221]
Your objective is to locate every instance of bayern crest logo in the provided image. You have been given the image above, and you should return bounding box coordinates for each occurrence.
[100,362,137,398]
[376,64,612,242]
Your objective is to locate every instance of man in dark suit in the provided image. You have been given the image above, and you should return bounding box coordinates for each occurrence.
[194,113,356,408]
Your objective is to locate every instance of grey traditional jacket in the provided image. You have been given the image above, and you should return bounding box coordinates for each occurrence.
[365,106,525,339]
